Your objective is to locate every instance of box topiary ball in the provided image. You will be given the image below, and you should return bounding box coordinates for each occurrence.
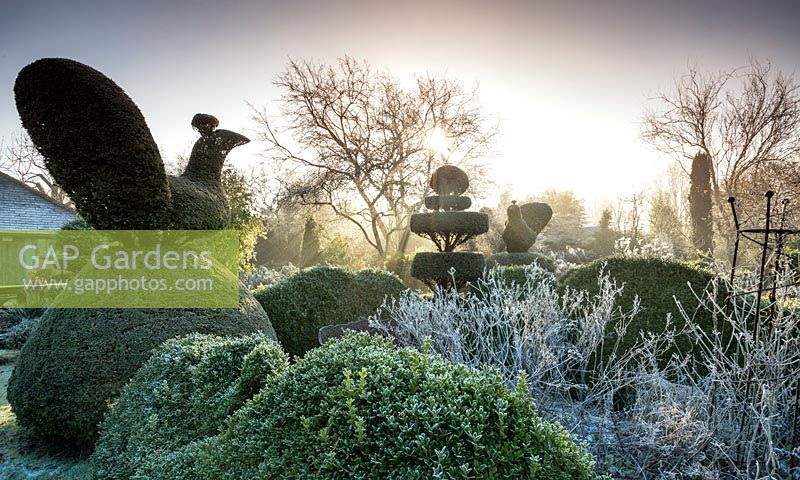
[137,333,596,480]
[253,265,406,358]
[92,333,287,480]
[560,257,731,372]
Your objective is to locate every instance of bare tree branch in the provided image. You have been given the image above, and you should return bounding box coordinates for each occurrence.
[642,60,800,254]
[0,131,73,206]
[252,56,497,259]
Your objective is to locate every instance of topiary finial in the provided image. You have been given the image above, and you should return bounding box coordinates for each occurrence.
[191,113,219,136]
[430,165,469,196]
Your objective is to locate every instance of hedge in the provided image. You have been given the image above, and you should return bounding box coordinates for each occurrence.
[128,333,596,480]
[8,285,276,451]
[254,265,406,358]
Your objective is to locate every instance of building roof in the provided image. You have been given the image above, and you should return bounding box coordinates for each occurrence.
[0,171,77,230]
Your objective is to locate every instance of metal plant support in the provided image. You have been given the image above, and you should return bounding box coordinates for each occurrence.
[728,191,800,469]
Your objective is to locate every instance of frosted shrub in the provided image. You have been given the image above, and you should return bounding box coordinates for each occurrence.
[376,266,638,395]
[239,264,299,290]
[373,265,800,478]
[614,236,675,260]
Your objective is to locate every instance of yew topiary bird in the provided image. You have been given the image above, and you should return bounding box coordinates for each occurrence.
[502,201,552,253]
[14,57,248,230]
[8,57,277,452]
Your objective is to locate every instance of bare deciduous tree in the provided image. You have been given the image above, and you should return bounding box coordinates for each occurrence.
[1,131,71,206]
[613,190,647,247]
[643,60,800,224]
[253,56,496,260]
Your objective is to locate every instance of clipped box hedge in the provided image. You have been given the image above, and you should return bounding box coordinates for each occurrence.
[410,251,486,289]
[92,333,287,480]
[8,285,275,451]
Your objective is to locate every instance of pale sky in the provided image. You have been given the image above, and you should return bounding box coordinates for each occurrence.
[2,0,799,214]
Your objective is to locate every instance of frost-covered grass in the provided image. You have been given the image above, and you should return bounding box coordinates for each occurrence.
[0,349,92,479]
[373,266,800,479]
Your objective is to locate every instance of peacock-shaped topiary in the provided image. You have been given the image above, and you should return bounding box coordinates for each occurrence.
[489,200,553,267]
[8,58,276,452]
[14,58,251,230]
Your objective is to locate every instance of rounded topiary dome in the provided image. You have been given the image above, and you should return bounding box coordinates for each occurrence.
[131,334,596,480]
[560,257,728,369]
[8,285,276,452]
[92,333,287,480]
[430,165,469,196]
[254,265,406,358]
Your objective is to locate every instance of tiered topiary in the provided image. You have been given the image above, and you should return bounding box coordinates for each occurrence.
[8,57,276,451]
[410,165,489,290]
[93,333,596,480]
[254,265,407,357]
[92,333,287,480]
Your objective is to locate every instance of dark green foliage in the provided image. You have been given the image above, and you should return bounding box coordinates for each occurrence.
[519,202,553,234]
[0,309,43,349]
[8,285,276,452]
[300,217,321,267]
[143,334,596,480]
[166,175,229,230]
[191,113,219,134]
[410,211,490,236]
[15,58,170,229]
[174,123,250,230]
[430,165,469,195]
[503,202,538,252]
[254,265,406,358]
[0,309,16,331]
[92,333,287,480]
[560,257,726,369]
[591,208,616,258]
[410,252,486,290]
[424,195,472,211]
[690,151,714,258]
[60,218,92,230]
[0,308,42,331]
[486,252,556,272]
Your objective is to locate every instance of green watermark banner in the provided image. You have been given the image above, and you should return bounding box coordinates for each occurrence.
[0,230,239,308]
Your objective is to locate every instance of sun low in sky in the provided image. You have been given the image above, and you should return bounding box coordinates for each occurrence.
[426,126,451,159]
[1,0,798,214]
